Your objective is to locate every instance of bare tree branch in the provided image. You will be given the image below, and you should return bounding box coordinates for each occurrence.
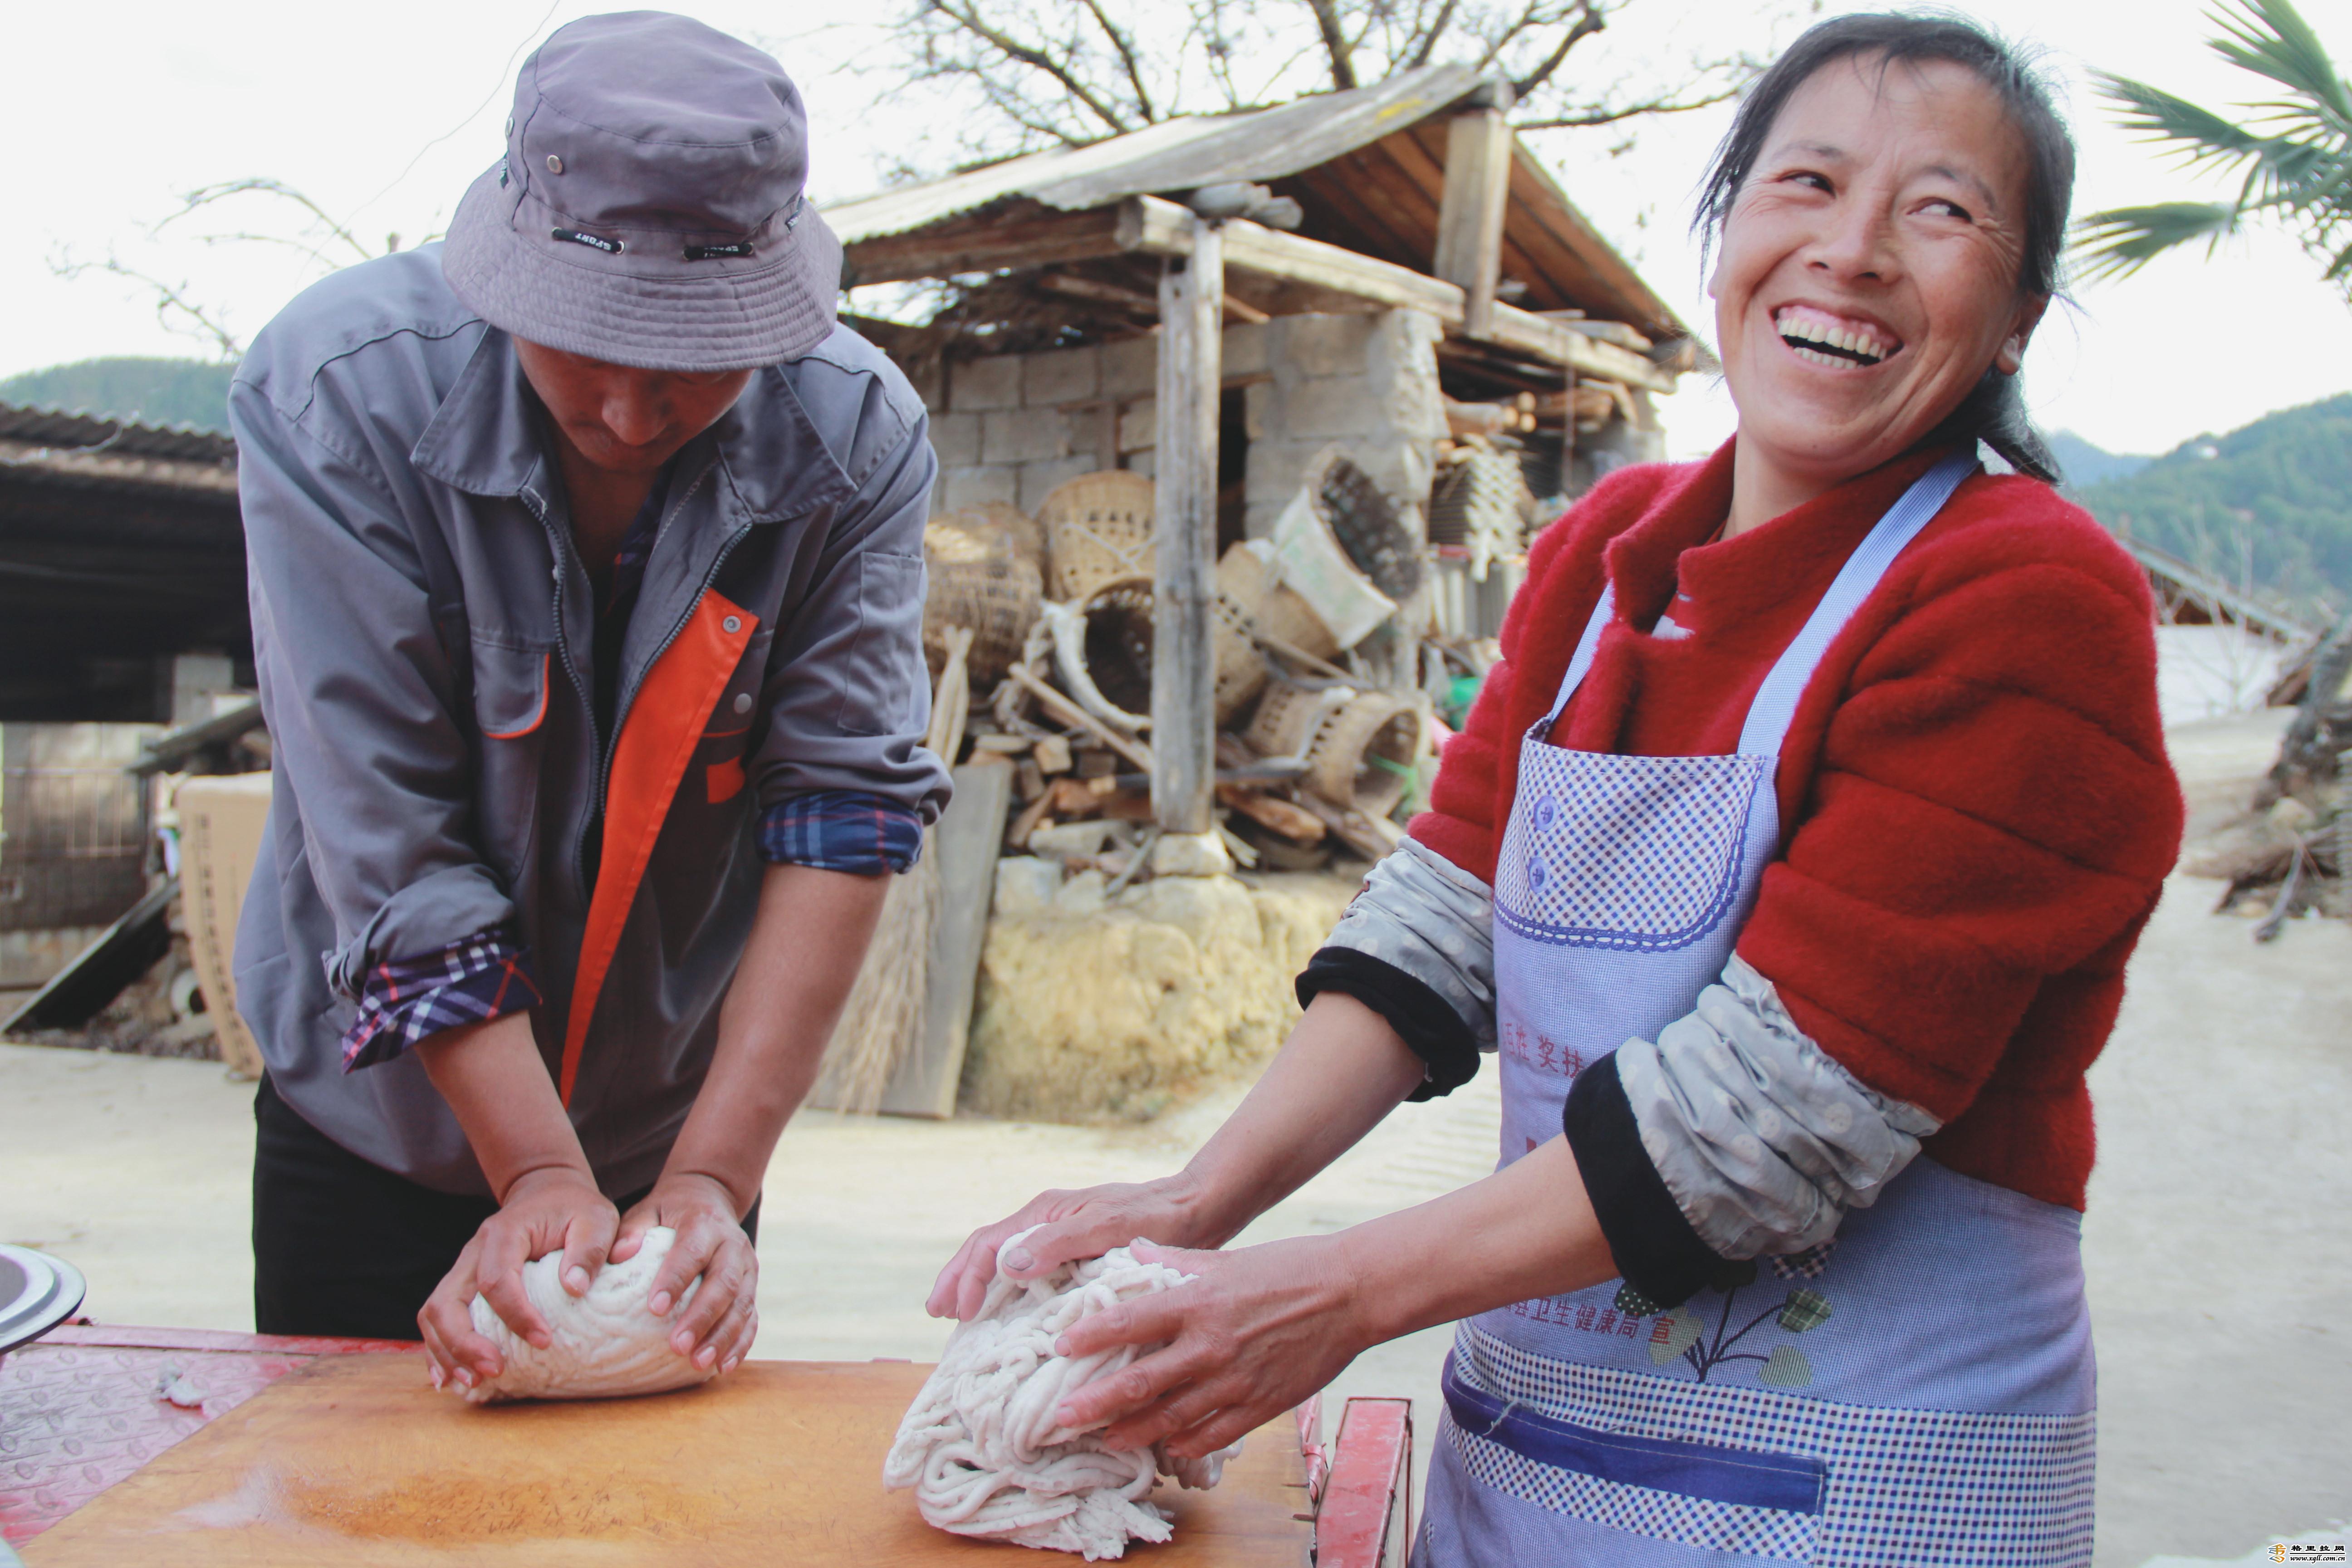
[1407,0,1462,68]
[50,251,244,361]
[1512,6,1606,98]
[1079,0,1159,121]
[157,179,375,264]
[1304,0,1360,89]
[929,0,1138,136]
[1512,79,1744,129]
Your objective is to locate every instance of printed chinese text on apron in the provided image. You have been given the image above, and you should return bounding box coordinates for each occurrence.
[1417,454,2098,1568]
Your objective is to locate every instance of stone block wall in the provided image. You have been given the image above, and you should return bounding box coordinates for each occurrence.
[1240,310,1447,542]
[918,310,1447,553]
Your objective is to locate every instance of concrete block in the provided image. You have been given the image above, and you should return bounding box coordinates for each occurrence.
[1019,456,1097,514]
[941,464,1018,510]
[950,353,1022,412]
[984,407,1072,465]
[1127,449,1156,480]
[901,353,945,412]
[1117,397,1157,453]
[1243,382,1272,443]
[1101,332,1158,398]
[1221,322,1269,379]
[1243,438,1322,505]
[1022,345,1100,406]
[929,410,981,468]
[1274,313,1371,379]
[1283,375,1388,441]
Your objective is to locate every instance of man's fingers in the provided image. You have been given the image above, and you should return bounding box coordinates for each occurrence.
[694,1284,756,1371]
[648,1218,725,1320]
[560,1205,619,1297]
[667,1244,749,1355]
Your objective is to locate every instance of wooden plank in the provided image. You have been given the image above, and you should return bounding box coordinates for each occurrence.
[1152,215,1222,838]
[846,205,1125,285]
[876,758,1014,1118]
[1118,197,1671,390]
[1008,666,1154,775]
[21,1352,1311,1568]
[1433,109,1514,338]
[1489,302,1673,392]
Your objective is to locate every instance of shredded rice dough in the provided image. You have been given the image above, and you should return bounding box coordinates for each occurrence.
[884,1229,1242,1560]
[451,1226,715,1404]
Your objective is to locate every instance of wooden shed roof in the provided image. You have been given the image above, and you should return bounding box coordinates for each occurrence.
[823,66,1695,348]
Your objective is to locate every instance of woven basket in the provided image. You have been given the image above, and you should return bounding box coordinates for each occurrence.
[1211,544,1346,726]
[1054,583,1156,732]
[1315,452,1425,601]
[924,510,1042,686]
[1241,682,1343,762]
[1307,690,1422,818]
[1039,470,1156,602]
[963,500,1047,571]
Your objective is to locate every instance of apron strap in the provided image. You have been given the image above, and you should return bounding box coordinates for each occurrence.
[1535,582,1617,734]
[1736,449,1978,758]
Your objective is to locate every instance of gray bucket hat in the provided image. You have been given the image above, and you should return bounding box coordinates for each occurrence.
[442,10,842,371]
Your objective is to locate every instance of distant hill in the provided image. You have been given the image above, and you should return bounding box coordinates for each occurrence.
[2070,393,2352,618]
[0,357,235,432]
[2047,430,2151,488]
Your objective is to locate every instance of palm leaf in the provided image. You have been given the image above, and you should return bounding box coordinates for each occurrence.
[2096,73,2271,163]
[2210,0,2352,131]
[2073,201,2239,281]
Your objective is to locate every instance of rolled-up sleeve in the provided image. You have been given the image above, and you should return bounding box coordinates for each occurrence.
[233,379,517,1006]
[744,403,952,825]
[1297,838,1496,1098]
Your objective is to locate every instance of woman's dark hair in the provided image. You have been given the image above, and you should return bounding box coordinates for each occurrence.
[1694,13,2076,482]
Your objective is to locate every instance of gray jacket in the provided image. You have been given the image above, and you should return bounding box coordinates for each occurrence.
[230,245,949,1196]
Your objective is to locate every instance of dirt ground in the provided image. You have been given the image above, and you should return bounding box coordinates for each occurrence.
[2,708,2345,1563]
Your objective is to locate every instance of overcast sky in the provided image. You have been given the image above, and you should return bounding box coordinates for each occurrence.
[5,0,2345,460]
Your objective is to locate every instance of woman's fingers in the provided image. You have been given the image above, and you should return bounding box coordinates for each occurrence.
[695,1280,758,1372]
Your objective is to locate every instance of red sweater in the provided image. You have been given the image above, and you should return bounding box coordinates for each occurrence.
[1412,442,2183,1210]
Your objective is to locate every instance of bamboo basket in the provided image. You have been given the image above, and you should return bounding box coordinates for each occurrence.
[1038,470,1155,602]
[924,510,1042,686]
[1210,543,1343,726]
[1307,689,1423,818]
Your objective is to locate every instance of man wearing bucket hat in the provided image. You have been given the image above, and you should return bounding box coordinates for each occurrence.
[229,12,948,1392]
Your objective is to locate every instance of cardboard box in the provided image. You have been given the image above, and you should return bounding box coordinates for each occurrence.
[175,774,273,1079]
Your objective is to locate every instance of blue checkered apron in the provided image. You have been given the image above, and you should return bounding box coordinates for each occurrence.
[1417,453,2098,1567]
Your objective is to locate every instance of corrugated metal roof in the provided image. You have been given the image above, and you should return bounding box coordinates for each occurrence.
[0,402,236,466]
[825,65,1483,245]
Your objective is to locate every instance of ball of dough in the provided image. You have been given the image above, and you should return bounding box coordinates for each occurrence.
[455,1226,716,1405]
[883,1227,1241,1560]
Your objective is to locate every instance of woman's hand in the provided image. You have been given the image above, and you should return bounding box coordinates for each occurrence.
[1052,1236,1373,1460]
[926,1174,1218,1323]
[418,1166,618,1392]
[615,1173,759,1374]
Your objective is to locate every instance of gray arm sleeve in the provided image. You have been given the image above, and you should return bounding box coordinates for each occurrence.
[1318,838,1497,1049]
[1614,955,1942,1259]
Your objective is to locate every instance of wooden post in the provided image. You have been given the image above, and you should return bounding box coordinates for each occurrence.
[1151,216,1222,837]
[1432,100,1515,340]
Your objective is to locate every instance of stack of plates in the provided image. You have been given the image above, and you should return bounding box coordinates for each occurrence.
[0,1242,86,1356]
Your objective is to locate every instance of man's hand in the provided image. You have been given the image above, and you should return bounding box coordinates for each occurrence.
[418,1166,617,1392]
[614,1174,759,1374]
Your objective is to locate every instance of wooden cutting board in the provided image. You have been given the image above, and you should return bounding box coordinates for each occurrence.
[21,1354,1311,1567]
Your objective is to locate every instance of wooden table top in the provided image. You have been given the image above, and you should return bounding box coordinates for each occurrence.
[19,1352,1313,1567]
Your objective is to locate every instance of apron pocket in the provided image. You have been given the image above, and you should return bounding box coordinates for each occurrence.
[1444,1358,1823,1561]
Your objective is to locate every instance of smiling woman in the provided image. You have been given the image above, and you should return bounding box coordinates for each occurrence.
[924,11,2184,1567]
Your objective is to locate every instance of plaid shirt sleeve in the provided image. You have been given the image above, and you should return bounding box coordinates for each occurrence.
[338,928,543,1072]
[758,790,925,875]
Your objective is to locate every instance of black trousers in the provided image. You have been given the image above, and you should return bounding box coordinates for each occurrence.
[251,1073,759,1340]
